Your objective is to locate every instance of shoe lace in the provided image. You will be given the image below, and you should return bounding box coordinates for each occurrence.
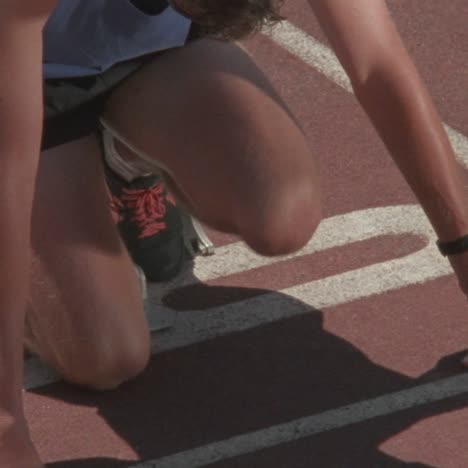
[121,183,175,239]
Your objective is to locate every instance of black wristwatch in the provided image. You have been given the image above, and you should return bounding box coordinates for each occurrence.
[437,234,468,256]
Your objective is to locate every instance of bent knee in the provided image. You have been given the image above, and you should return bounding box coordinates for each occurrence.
[242,184,322,256]
[246,212,321,257]
[61,331,151,391]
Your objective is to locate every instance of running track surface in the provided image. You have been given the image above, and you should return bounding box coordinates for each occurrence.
[25,1,468,467]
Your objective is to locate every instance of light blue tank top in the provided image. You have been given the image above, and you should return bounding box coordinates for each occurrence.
[43,0,191,79]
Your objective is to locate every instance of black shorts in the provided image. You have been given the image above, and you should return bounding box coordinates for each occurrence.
[42,24,201,151]
[42,59,144,151]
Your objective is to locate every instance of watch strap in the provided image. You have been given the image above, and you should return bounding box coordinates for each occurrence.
[437,235,468,256]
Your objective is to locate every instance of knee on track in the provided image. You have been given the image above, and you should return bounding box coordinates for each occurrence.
[60,330,151,391]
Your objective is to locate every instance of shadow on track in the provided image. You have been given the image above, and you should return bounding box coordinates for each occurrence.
[35,278,466,467]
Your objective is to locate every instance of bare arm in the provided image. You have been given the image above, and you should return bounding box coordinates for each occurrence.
[0,1,56,466]
[308,0,468,243]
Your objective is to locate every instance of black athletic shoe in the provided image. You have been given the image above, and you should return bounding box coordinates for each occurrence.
[105,164,186,282]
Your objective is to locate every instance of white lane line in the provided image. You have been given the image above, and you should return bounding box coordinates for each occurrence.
[152,205,451,355]
[263,21,468,167]
[264,21,352,92]
[130,374,468,468]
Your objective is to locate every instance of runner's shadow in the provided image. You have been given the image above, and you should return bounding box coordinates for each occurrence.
[36,283,467,468]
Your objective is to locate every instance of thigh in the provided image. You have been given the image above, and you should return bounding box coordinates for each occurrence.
[27,135,150,388]
[103,39,321,254]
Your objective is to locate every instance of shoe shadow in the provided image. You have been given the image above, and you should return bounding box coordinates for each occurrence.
[33,279,467,468]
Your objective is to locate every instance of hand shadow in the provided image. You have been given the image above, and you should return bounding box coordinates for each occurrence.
[34,276,467,468]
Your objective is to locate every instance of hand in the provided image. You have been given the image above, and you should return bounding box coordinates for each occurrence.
[0,419,43,468]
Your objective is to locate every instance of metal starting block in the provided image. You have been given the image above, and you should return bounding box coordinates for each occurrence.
[182,214,215,258]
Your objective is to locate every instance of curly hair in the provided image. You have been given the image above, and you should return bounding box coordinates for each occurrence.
[175,0,285,40]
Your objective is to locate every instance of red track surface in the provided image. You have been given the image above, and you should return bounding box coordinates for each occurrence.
[26,1,468,467]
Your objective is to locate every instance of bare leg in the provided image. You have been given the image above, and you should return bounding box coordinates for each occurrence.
[104,39,322,256]
[26,135,150,390]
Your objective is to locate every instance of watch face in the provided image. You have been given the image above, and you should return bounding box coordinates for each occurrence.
[129,0,169,15]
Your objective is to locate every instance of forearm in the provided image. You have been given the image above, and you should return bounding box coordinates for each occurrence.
[0,18,45,421]
[0,190,37,414]
[353,58,468,241]
[0,95,43,415]
[308,0,468,241]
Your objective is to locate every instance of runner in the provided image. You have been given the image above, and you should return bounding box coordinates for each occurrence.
[1,1,468,466]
